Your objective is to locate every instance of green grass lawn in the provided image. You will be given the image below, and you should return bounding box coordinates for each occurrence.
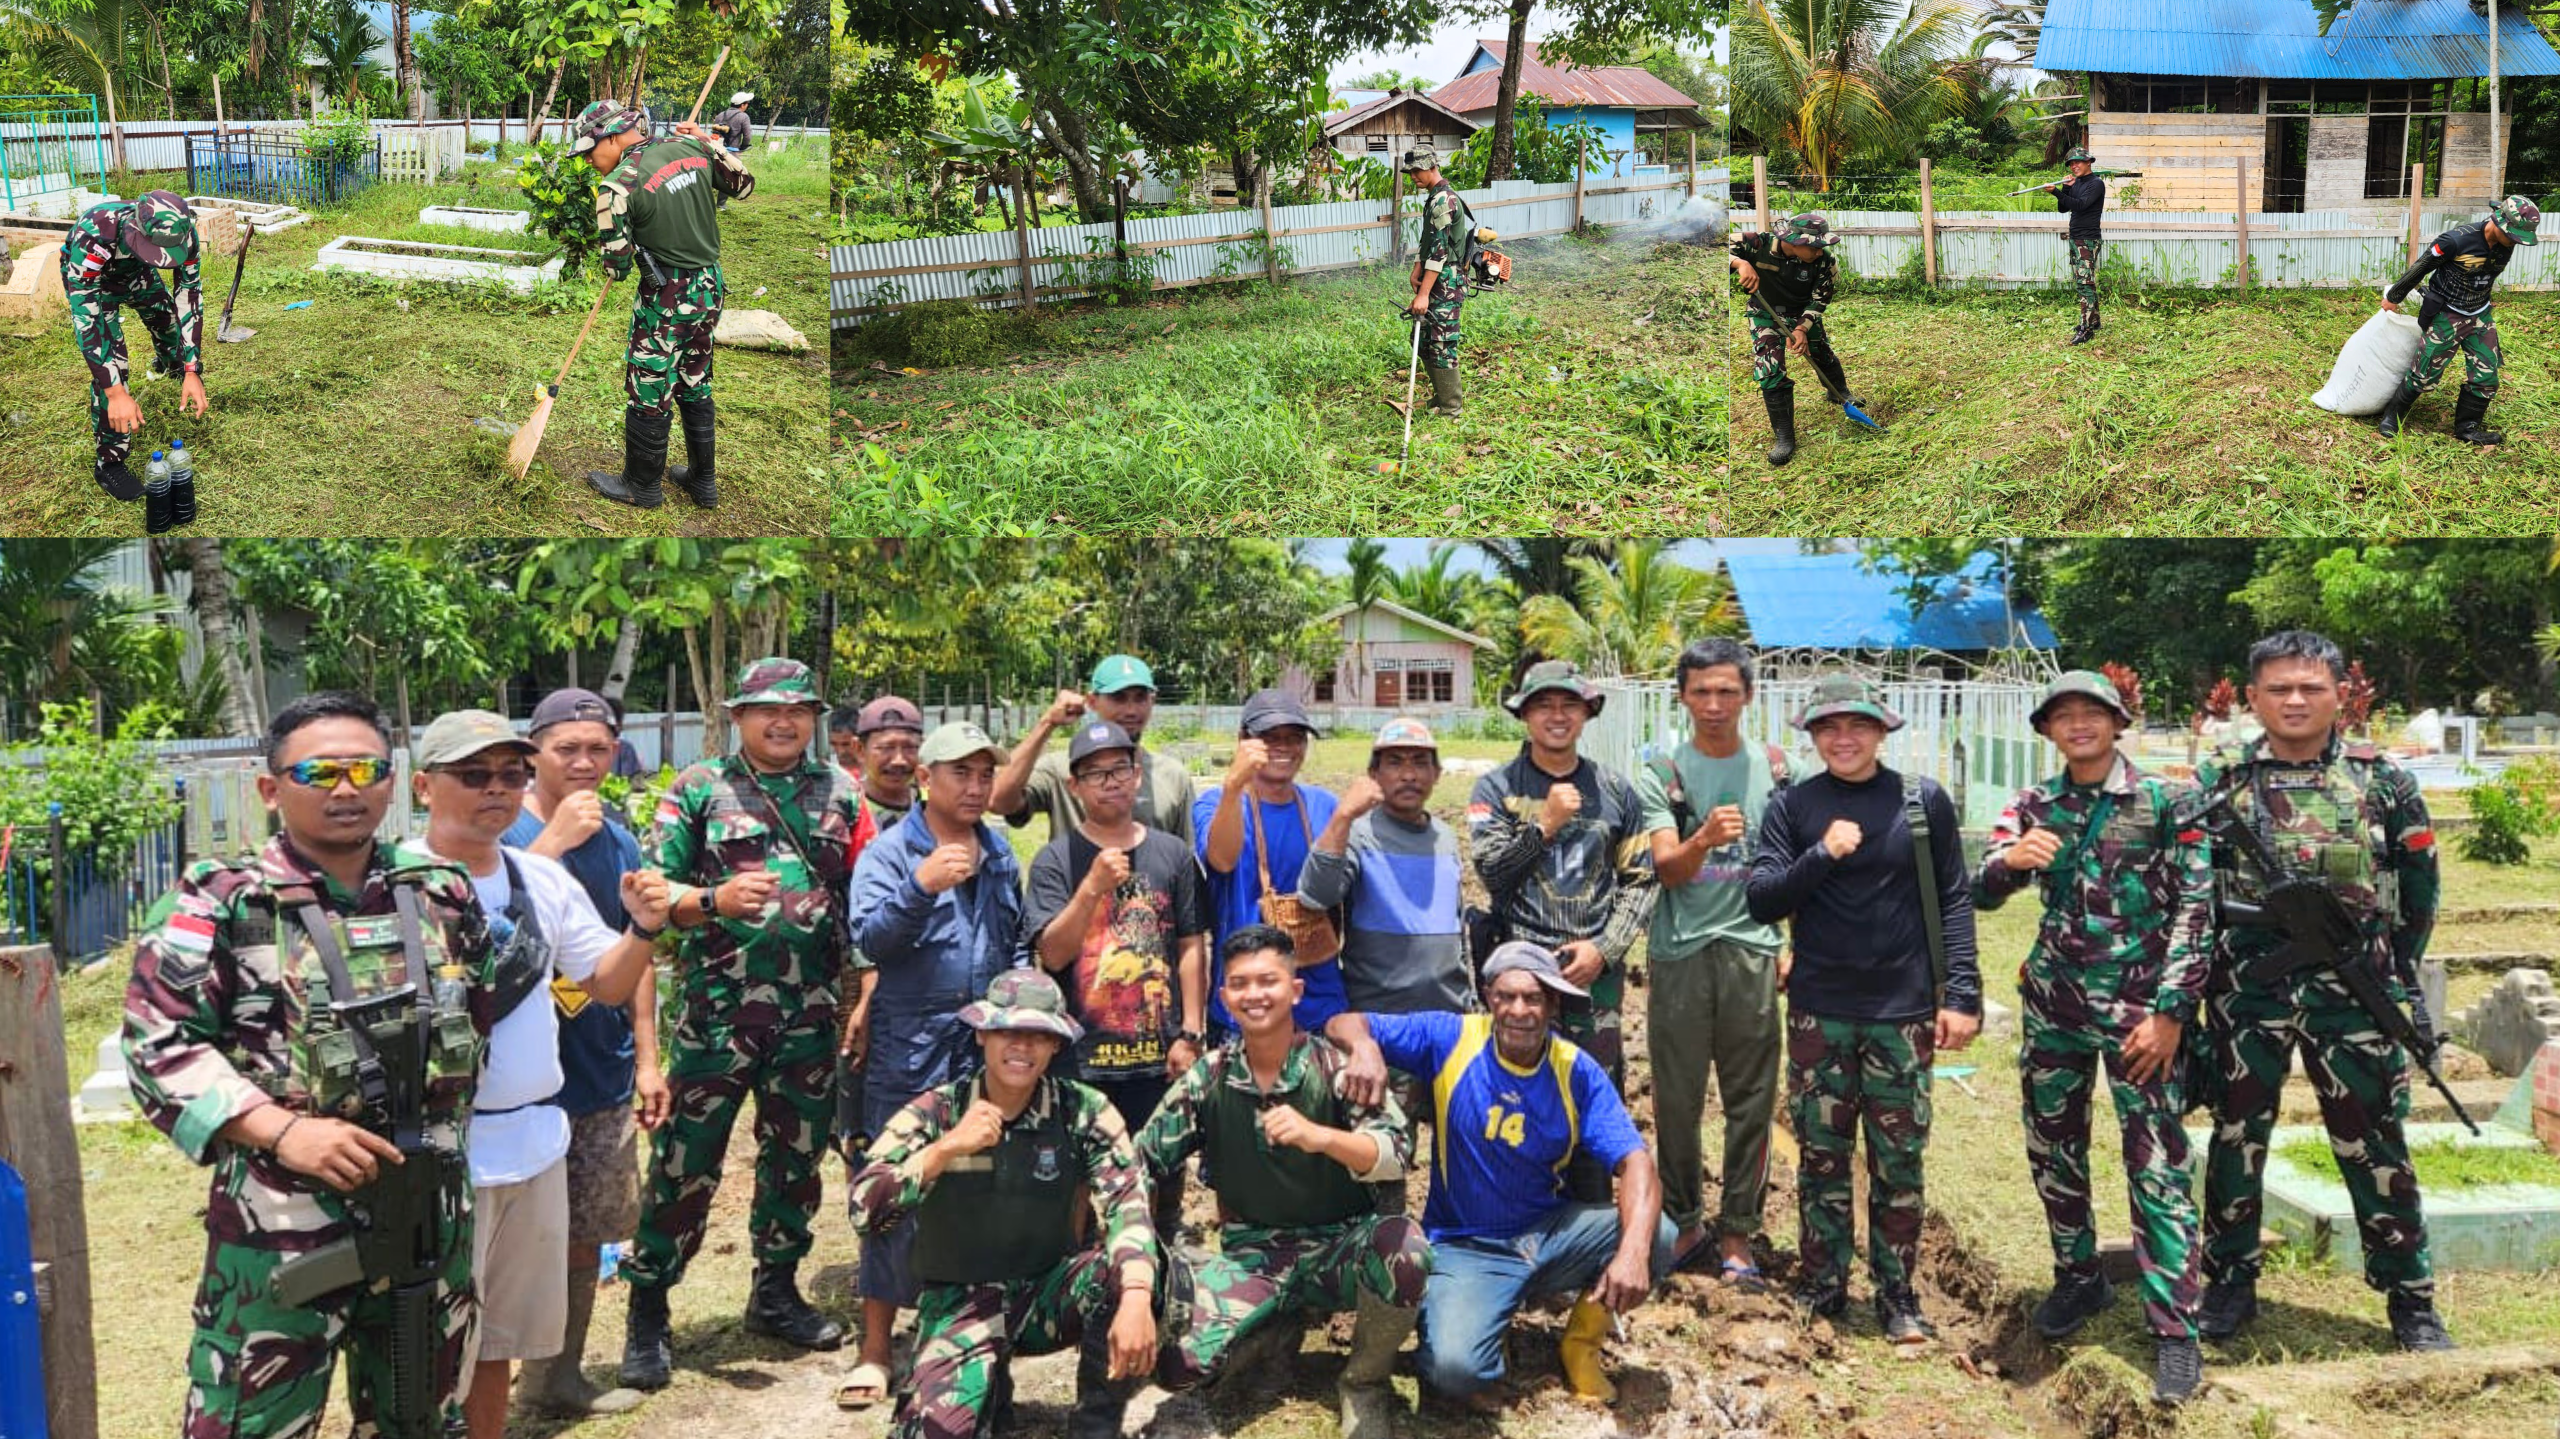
[830,232,1728,535]
[0,139,830,536]
[1721,281,2560,534]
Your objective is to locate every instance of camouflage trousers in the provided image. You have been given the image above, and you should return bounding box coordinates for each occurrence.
[1747,305,1847,396]
[2020,1012,2201,1338]
[625,263,724,416]
[622,1009,834,1291]
[2069,238,2102,329]
[2403,303,2501,403]
[181,1225,475,1436]
[1159,1215,1432,1386]
[2201,986,2434,1302]
[1410,271,1464,369]
[60,252,187,464]
[1559,967,1626,1206]
[892,1249,1123,1438]
[1786,1011,1932,1294]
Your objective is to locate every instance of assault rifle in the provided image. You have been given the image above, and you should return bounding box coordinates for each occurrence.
[2182,776,2478,1135]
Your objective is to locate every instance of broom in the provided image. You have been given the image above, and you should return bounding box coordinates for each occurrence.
[506,45,732,480]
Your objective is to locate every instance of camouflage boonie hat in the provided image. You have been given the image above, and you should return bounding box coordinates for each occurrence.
[2062,146,2095,166]
[568,100,642,157]
[1791,674,1905,732]
[726,657,821,709]
[958,968,1085,1042]
[2494,195,2540,245]
[1400,145,1440,174]
[1503,659,1605,717]
[1775,212,1839,248]
[2030,669,2131,731]
[123,190,198,268]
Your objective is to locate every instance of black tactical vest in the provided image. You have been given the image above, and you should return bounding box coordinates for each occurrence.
[909,1084,1082,1286]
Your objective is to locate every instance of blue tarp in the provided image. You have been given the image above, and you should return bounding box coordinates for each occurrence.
[2038,0,2560,80]
[1724,552,2057,651]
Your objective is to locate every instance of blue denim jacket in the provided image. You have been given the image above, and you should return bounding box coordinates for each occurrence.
[847,807,1023,1128]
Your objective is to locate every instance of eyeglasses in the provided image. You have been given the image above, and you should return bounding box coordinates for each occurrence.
[280,757,393,790]
[1073,762,1141,787]
[432,763,534,792]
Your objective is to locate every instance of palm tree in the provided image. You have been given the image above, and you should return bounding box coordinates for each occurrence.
[0,541,180,739]
[1731,0,1974,190]
[1980,0,2045,63]
[1466,539,1616,604]
[4,0,141,170]
[1387,543,1478,627]
[1516,542,1740,679]
[307,0,383,108]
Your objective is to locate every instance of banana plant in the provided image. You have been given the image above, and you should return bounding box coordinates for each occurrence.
[924,77,1046,226]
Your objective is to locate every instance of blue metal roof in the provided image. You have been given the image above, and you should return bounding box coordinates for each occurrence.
[1723,552,2057,651]
[2039,0,2560,80]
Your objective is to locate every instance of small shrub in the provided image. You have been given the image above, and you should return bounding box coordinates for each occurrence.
[2459,755,2560,866]
[514,138,601,275]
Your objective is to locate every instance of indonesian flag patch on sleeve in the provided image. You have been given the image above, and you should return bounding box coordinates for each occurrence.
[167,910,216,954]
[2402,827,2436,852]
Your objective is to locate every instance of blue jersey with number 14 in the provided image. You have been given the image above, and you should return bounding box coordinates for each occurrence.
[1368,1010,1643,1242]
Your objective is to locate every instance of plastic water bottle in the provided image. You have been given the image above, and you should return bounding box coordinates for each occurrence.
[167,438,194,488]
[145,449,168,490]
[599,1240,630,1284]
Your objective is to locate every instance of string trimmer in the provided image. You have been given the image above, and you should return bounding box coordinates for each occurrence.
[1380,308,1422,474]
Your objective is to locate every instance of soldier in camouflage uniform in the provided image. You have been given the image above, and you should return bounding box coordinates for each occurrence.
[569,100,754,510]
[1135,925,1431,1439]
[1729,211,1857,466]
[2194,631,2452,1353]
[1402,146,1472,418]
[1973,671,2210,1404]
[59,189,208,507]
[621,658,863,1388]
[2376,194,2540,446]
[122,692,497,1437]
[852,970,1164,1439]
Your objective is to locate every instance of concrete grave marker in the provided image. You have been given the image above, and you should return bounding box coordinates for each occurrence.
[313,235,563,295]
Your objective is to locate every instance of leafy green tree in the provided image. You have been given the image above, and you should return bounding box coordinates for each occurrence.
[2236,541,2552,712]
[1473,0,1718,181]
[1342,67,1434,92]
[1517,540,1737,678]
[0,540,181,740]
[1444,96,1610,187]
[2038,541,2264,706]
[1731,0,1971,186]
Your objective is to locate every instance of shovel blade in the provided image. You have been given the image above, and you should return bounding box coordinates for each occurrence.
[218,326,255,343]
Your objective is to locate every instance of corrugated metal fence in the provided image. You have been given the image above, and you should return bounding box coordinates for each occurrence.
[1586,677,2045,832]
[833,169,1730,329]
[1819,207,2560,290]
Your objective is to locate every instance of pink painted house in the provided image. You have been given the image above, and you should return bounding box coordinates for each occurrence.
[1288,599,1496,712]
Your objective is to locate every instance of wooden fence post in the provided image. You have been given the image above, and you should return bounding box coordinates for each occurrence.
[2234,156,2251,290]
[1686,130,1697,200]
[1753,154,1768,234]
[1572,158,1586,233]
[1258,175,1281,284]
[1389,164,1403,266]
[1013,162,1035,309]
[0,944,99,1440]
[2408,163,2425,264]
[1919,157,1938,287]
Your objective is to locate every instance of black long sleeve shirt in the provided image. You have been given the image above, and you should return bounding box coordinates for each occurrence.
[1729,231,1837,322]
[2054,174,2105,242]
[2386,221,2512,316]
[1746,766,1980,1022]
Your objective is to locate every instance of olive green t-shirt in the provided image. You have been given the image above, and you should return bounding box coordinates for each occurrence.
[1634,741,1793,960]
[605,135,725,269]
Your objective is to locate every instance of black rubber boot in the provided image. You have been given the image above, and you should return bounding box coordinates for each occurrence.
[2198,1278,2256,1341]
[2152,1335,2203,1404]
[1811,352,1866,409]
[1066,1323,1136,1438]
[2387,1295,2455,1352]
[1764,385,1798,467]
[145,477,175,534]
[621,1283,674,1391]
[2068,321,2095,345]
[742,1263,844,1351]
[94,456,143,501]
[586,406,669,508]
[171,471,196,526]
[2451,388,2505,447]
[1791,1278,1847,1320]
[2033,1268,2115,1339]
[2373,384,2416,439]
[667,397,718,508]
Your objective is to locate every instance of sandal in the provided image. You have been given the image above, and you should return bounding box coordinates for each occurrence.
[1669,1231,1718,1273]
[833,1360,891,1410]
[1718,1255,1769,1290]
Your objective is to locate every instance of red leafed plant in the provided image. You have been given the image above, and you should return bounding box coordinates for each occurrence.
[2192,677,2237,731]
[2099,662,2144,724]
[2340,660,2378,732]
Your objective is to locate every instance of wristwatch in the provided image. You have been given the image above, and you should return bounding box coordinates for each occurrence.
[1176,1029,1205,1048]
[628,915,665,942]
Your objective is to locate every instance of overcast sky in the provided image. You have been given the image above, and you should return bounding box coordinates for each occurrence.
[1329,18,1725,90]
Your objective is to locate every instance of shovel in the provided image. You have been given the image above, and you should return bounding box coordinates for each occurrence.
[1747,288,1885,432]
[216,221,256,343]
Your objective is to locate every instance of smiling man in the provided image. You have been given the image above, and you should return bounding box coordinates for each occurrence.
[620,659,865,1389]
[996,656,1198,842]
[1746,674,1979,1344]
[1973,672,2211,1404]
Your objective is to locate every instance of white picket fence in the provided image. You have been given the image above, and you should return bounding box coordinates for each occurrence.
[832,169,1731,329]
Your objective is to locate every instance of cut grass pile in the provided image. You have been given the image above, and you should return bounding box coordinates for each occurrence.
[830,230,1728,535]
[2278,1136,2560,1190]
[0,138,832,536]
[1721,280,2560,534]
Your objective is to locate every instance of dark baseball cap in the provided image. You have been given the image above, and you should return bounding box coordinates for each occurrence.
[529,687,618,736]
[1239,688,1321,738]
[1068,719,1138,767]
[856,695,924,737]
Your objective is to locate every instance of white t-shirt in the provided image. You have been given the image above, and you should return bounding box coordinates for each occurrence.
[463,847,617,1186]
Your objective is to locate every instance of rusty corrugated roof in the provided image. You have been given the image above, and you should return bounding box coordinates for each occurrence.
[2039,0,2560,79]
[1433,39,1705,114]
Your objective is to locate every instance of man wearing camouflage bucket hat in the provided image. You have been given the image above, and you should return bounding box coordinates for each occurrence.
[570,98,755,511]
[1972,670,2212,1404]
[852,968,1167,1437]
[1396,145,1481,418]
[1746,673,1980,1345]
[57,188,210,512]
[2375,194,2540,445]
[1729,211,1862,466]
[620,657,869,1389]
[2041,147,2110,344]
